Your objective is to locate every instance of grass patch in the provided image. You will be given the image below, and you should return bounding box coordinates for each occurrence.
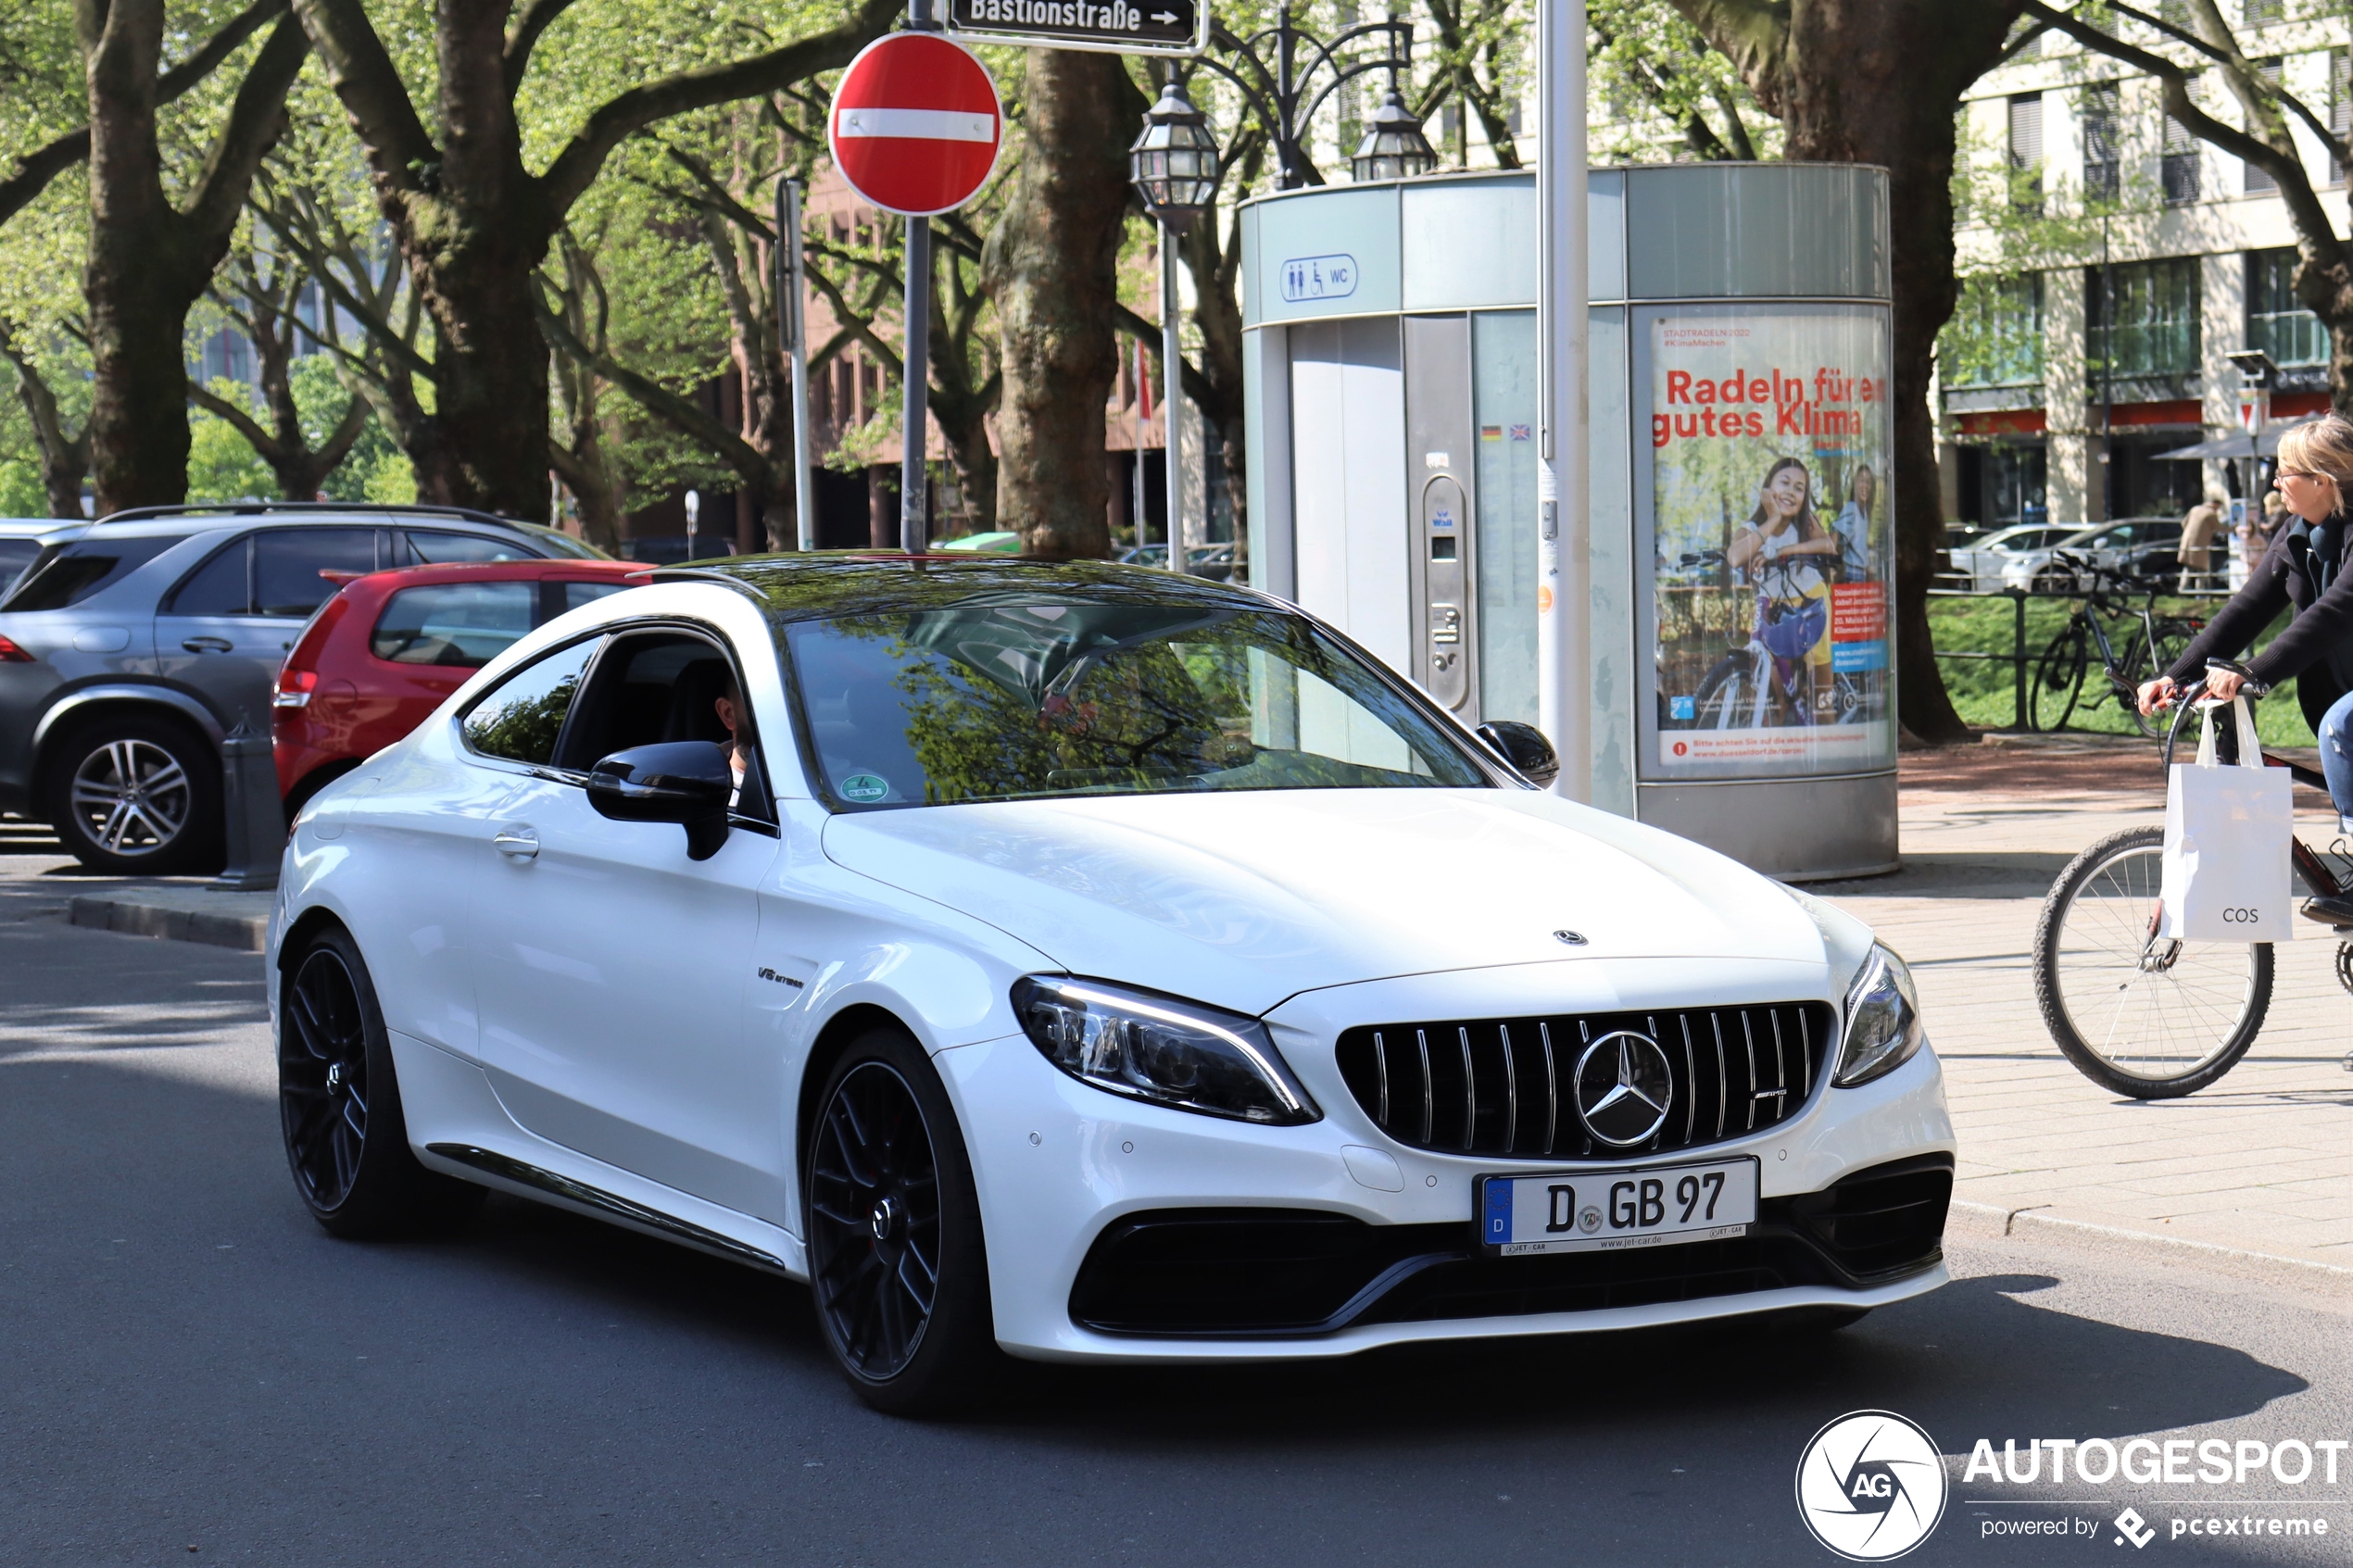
[1928,594,2316,746]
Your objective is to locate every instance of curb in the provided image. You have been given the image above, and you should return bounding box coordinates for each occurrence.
[69,894,267,954]
[1950,1198,2353,1299]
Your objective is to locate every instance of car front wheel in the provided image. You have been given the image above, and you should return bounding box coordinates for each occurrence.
[43,714,221,873]
[805,1026,1000,1414]
[279,923,484,1237]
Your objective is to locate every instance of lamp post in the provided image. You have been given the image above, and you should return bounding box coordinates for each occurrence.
[1130,80,1220,572]
[1193,6,1423,191]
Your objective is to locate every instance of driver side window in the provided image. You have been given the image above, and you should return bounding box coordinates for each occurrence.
[558,628,772,820]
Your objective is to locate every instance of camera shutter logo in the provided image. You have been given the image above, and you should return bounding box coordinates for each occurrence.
[1793,1410,1948,1561]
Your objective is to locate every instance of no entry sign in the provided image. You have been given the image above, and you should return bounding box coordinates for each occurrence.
[827,32,1003,217]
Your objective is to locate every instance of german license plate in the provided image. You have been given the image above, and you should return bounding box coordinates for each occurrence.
[1477,1157,1758,1255]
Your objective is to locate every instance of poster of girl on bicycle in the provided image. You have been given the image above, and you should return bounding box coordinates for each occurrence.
[1646,310,1895,778]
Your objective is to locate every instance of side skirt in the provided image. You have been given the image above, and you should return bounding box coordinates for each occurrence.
[426,1142,798,1276]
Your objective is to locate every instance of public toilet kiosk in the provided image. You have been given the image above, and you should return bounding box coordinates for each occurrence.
[1240,162,1896,880]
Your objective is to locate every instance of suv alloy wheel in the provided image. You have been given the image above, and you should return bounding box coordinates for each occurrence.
[42,713,223,873]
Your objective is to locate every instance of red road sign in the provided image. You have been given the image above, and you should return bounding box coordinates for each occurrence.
[828,33,1003,218]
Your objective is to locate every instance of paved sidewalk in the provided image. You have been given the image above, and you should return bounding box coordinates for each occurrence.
[1819,735,2353,1282]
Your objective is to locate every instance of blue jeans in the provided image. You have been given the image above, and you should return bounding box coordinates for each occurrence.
[2322,687,2353,824]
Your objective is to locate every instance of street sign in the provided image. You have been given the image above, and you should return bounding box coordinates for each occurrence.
[945,0,1204,56]
[827,32,1004,217]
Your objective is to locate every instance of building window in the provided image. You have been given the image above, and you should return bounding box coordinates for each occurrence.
[2162,107,2202,204]
[2087,257,2202,379]
[2333,49,2350,185]
[2247,247,2328,366]
[2246,58,2284,193]
[1943,273,2045,387]
[2082,82,2122,203]
[2008,94,2045,214]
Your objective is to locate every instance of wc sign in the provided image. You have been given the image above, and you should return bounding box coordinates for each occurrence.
[1280,253,1357,303]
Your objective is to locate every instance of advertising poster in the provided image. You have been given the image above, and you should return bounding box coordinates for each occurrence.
[1647,312,1894,775]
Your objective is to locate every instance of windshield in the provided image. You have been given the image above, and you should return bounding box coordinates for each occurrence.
[1,533,182,611]
[782,596,1491,809]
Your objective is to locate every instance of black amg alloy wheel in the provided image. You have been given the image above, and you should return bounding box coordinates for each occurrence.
[278,925,482,1236]
[805,1029,997,1413]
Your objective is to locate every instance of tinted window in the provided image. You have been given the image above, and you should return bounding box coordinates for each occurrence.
[0,537,46,593]
[255,529,377,616]
[782,599,1488,809]
[372,582,536,667]
[2,533,182,611]
[166,537,252,615]
[406,530,530,564]
[460,638,598,765]
[562,580,627,614]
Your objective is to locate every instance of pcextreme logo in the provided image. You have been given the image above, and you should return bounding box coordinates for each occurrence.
[1796,1410,1951,1561]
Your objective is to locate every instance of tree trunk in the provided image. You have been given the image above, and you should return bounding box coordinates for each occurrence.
[81,1,306,514]
[985,52,1144,559]
[0,337,93,518]
[866,465,895,548]
[1181,202,1251,555]
[1675,0,2020,744]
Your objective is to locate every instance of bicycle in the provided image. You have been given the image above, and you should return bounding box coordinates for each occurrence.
[1674,551,1865,731]
[2028,552,2206,738]
[2032,666,2353,1098]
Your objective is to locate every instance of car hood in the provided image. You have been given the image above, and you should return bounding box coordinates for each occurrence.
[821,789,1831,1017]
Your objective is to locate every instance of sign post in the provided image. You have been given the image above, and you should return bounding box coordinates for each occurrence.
[776,176,816,551]
[1536,0,1590,799]
[827,18,1003,555]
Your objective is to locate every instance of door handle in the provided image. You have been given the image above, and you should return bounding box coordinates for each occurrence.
[493,828,539,860]
[181,636,233,654]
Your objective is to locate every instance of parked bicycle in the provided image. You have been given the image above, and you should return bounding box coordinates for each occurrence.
[1674,550,1866,730]
[2032,666,2353,1098]
[2028,552,2205,737]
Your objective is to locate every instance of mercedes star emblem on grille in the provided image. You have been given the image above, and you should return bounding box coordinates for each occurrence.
[1572,1031,1674,1147]
[1553,929,1587,945]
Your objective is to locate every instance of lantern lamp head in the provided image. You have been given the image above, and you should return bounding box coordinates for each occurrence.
[1129,80,1222,228]
[1351,87,1439,182]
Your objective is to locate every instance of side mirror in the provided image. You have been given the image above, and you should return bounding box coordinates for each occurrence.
[1475,721,1559,788]
[586,741,733,860]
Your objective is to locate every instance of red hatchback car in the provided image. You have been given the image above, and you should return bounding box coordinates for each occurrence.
[274,558,643,814]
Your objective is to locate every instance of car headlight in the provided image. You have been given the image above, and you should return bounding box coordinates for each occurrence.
[1834,944,1926,1087]
[1011,975,1320,1125]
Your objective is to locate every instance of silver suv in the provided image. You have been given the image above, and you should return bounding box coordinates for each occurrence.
[0,503,561,872]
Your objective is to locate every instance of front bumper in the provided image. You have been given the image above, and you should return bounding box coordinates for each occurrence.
[936,1010,1954,1364]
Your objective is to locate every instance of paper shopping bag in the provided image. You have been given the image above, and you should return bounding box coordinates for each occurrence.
[2157,697,2295,942]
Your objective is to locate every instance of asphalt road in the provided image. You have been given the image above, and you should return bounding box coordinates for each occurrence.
[3,834,2349,1568]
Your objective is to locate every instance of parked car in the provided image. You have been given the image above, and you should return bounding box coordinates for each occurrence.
[0,503,561,872]
[514,522,613,560]
[270,552,1955,1412]
[1116,542,1241,581]
[1941,523,2081,592]
[0,519,68,599]
[933,530,1022,554]
[273,558,645,818]
[2000,518,2183,594]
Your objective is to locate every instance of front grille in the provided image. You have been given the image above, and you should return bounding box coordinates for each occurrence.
[1333,1002,1836,1161]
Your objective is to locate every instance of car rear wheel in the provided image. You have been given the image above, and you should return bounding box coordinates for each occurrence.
[279,923,484,1237]
[805,1026,1000,1415]
[43,714,222,873]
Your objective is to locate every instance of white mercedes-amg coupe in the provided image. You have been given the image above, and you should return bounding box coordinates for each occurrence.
[267,556,1954,1412]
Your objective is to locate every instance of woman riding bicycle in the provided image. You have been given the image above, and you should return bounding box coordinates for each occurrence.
[2138,413,2353,922]
[1728,458,1839,715]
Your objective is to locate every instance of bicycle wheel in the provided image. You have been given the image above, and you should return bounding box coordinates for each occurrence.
[2030,621,2087,733]
[1693,655,1753,729]
[2032,825,2272,1098]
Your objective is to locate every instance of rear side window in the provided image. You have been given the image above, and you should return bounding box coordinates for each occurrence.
[2,534,182,611]
[405,531,531,564]
[256,529,378,616]
[373,582,536,667]
[460,638,598,766]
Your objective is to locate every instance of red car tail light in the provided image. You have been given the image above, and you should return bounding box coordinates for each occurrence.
[0,634,33,663]
[274,668,319,708]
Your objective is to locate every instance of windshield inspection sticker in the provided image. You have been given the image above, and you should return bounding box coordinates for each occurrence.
[838,773,890,803]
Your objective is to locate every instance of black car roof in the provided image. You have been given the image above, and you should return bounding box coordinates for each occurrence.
[655,553,1271,623]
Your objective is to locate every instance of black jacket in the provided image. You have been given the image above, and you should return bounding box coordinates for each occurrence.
[2167,510,2353,733]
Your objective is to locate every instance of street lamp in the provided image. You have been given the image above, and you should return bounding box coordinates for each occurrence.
[1351,86,1437,182]
[1131,80,1222,573]
[1130,81,1221,226]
